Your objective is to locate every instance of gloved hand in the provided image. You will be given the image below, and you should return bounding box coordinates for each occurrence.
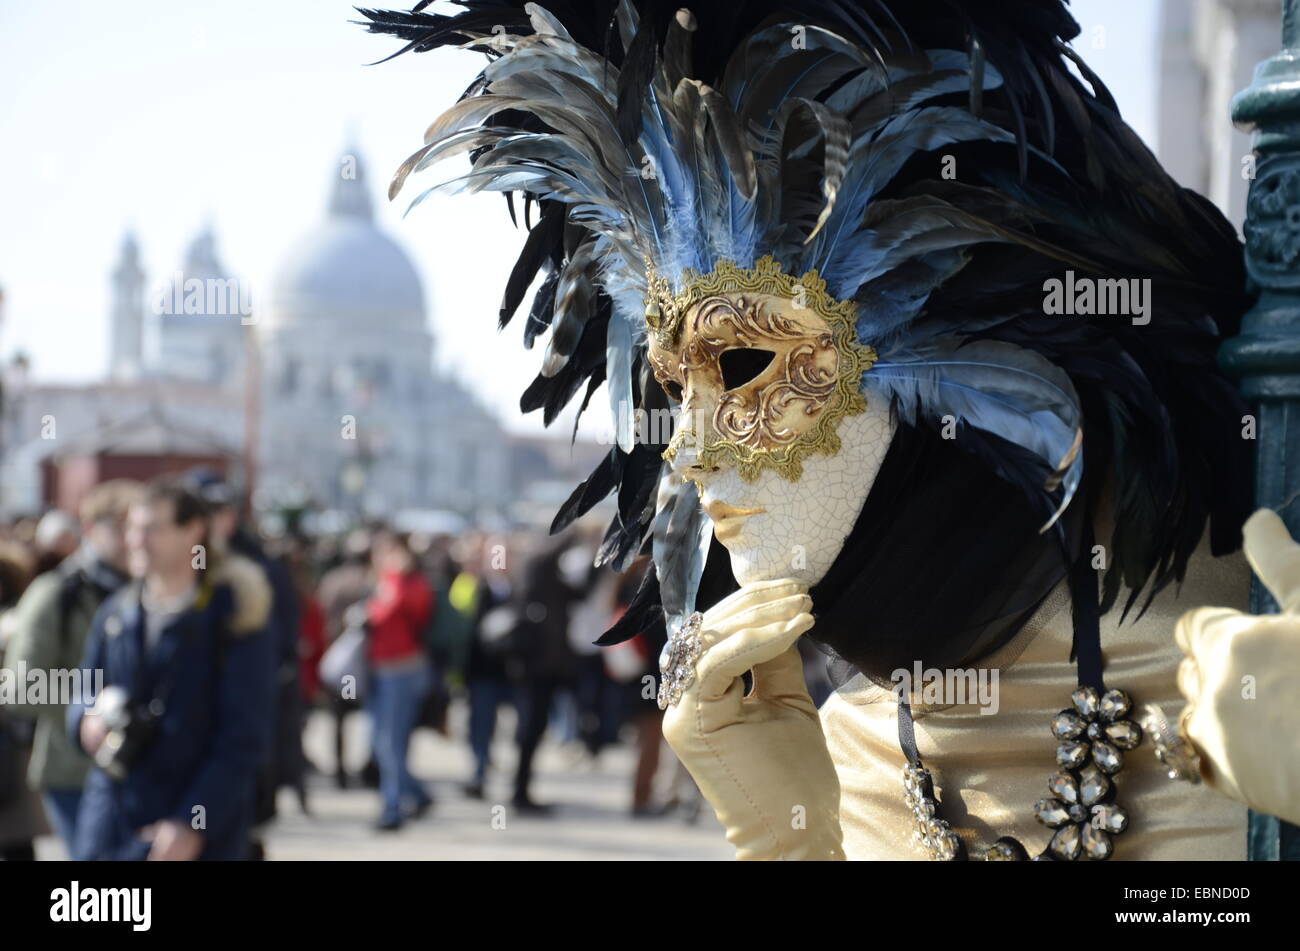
[1173,509,1300,826]
[660,578,845,860]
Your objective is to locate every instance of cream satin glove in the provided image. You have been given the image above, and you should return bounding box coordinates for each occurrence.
[660,578,845,860]
[1173,509,1300,826]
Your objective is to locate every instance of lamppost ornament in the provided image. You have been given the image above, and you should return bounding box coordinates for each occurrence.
[1222,0,1300,863]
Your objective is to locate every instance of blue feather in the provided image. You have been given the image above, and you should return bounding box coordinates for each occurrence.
[806,107,1016,277]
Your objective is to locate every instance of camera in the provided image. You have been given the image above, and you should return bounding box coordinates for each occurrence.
[90,686,164,781]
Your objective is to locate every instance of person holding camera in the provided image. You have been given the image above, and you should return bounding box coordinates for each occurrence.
[67,480,275,861]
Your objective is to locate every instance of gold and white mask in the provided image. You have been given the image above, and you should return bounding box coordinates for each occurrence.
[646,256,895,586]
[647,256,876,482]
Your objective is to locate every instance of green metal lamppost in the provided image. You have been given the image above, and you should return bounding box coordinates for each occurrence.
[1222,0,1300,862]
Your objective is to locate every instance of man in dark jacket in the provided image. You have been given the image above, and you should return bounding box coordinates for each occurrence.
[68,480,275,861]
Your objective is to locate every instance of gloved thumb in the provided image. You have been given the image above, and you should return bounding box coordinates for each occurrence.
[752,642,817,712]
[1242,509,1300,614]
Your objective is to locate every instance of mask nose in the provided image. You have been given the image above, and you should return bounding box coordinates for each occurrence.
[666,393,720,479]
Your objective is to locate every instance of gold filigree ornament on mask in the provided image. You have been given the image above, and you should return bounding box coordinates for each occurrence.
[645,255,878,482]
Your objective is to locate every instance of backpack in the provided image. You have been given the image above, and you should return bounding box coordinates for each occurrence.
[425,573,477,672]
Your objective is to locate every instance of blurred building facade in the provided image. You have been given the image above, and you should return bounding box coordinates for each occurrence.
[0,147,601,525]
[258,149,511,516]
[1157,0,1282,232]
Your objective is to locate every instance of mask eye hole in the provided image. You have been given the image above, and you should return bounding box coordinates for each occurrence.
[661,379,684,402]
[720,347,775,390]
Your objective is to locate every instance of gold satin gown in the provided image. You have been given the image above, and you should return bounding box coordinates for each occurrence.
[819,538,1249,860]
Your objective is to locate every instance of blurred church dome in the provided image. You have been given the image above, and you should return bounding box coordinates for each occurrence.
[269,149,426,331]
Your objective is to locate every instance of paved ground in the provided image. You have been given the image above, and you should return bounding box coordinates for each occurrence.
[36,706,731,861]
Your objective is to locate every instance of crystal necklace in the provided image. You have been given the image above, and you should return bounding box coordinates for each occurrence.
[897,530,1145,861]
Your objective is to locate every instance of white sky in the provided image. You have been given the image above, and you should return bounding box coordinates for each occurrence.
[0,0,1159,436]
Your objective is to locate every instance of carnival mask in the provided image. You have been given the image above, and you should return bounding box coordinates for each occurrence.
[647,256,894,585]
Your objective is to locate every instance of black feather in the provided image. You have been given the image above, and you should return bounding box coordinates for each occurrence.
[364,0,1254,674]
[550,447,624,536]
[501,201,564,330]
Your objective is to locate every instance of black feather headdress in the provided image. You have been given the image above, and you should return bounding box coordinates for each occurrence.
[358,0,1252,676]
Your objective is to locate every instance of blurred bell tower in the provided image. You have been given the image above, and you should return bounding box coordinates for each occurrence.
[109,230,145,380]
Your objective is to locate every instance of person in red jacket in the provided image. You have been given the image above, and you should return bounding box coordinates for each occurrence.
[365,529,434,830]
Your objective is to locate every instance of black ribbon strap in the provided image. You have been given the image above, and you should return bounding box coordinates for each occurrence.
[897,691,920,766]
[1069,521,1104,692]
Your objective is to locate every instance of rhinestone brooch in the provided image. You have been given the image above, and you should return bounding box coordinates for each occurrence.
[1031,686,1142,860]
[903,763,965,860]
[1140,703,1202,784]
[657,612,704,710]
[903,686,1144,861]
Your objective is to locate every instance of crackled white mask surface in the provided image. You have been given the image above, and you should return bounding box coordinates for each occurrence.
[676,400,895,586]
[649,257,894,587]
